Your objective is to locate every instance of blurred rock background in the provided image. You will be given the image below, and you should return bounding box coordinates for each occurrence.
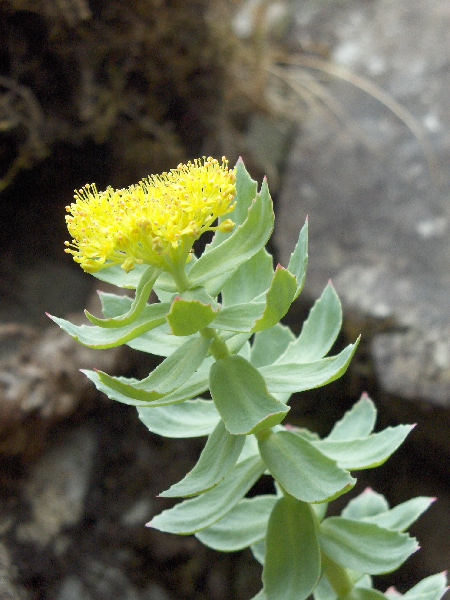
[0,0,448,598]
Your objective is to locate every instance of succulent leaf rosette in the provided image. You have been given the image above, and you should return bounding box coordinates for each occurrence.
[50,158,447,600]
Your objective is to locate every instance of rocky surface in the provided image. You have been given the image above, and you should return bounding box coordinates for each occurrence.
[276,0,450,410]
[274,0,450,589]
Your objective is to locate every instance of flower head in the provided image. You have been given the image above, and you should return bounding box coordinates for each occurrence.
[65,157,236,273]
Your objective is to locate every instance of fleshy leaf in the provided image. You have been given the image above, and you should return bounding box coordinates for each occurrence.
[327,394,377,441]
[187,178,274,287]
[342,488,390,520]
[48,302,170,349]
[399,573,449,600]
[313,425,415,470]
[252,266,298,332]
[127,323,190,356]
[91,263,149,289]
[251,540,266,566]
[275,282,342,364]
[137,399,220,438]
[258,430,355,503]
[287,218,308,299]
[166,296,219,336]
[209,157,258,249]
[159,420,245,497]
[362,497,435,531]
[85,266,161,327]
[251,324,295,368]
[195,495,277,552]
[260,340,360,394]
[210,355,290,435]
[263,496,321,600]
[348,588,389,600]
[147,455,265,534]
[319,517,418,574]
[83,359,211,407]
[211,302,266,333]
[221,248,274,306]
[250,591,267,600]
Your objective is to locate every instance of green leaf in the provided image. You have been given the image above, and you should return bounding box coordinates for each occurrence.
[98,291,133,318]
[127,323,190,356]
[348,588,388,600]
[210,355,290,435]
[137,399,220,438]
[48,302,170,349]
[327,394,377,441]
[275,283,342,364]
[83,359,211,407]
[195,495,277,551]
[147,455,265,534]
[252,266,298,332]
[85,266,161,327]
[258,431,355,503]
[251,324,295,368]
[319,517,418,574]
[187,178,274,287]
[213,302,266,332]
[250,591,267,600]
[362,497,435,531]
[399,573,449,600]
[91,263,148,289]
[221,248,274,306]
[314,573,374,600]
[287,218,308,299]
[260,340,360,394]
[313,425,414,470]
[166,295,219,336]
[160,420,245,497]
[251,540,266,565]
[342,488,390,520]
[133,335,212,394]
[263,497,321,600]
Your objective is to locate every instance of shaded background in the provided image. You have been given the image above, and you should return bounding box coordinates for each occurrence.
[0,0,449,598]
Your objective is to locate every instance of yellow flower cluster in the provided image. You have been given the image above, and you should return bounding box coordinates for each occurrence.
[65,157,237,273]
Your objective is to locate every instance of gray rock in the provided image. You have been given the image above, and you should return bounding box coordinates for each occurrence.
[16,427,96,546]
[275,0,450,408]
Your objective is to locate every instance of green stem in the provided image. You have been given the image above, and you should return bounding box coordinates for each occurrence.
[321,552,354,597]
[201,328,230,361]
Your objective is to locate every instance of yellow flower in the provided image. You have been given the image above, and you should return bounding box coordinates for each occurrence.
[65,157,236,274]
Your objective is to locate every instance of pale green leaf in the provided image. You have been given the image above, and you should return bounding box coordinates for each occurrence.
[127,322,191,356]
[48,302,169,349]
[251,324,295,368]
[399,573,449,600]
[362,497,435,531]
[319,517,418,574]
[287,218,308,299]
[147,455,265,534]
[91,264,148,289]
[210,355,290,435]
[166,296,219,336]
[187,178,274,287]
[137,399,220,438]
[327,394,377,441]
[275,282,342,364]
[196,495,276,551]
[221,248,273,306]
[342,488,390,520]
[85,266,161,327]
[258,430,355,503]
[252,266,297,332]
[260,340,359,394]
[160,420,245,497]
[251,540,266,565]
[313,425,414,470]
[263,496,321,600]
[213,303,266,332]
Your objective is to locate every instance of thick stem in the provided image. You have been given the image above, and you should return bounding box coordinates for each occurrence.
[201,328,230,361]
[321,552,354,597]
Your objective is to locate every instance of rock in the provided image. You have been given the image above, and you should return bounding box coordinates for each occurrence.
[0,542,29,600]
[275,0,450,411]
[15,427,96,547]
